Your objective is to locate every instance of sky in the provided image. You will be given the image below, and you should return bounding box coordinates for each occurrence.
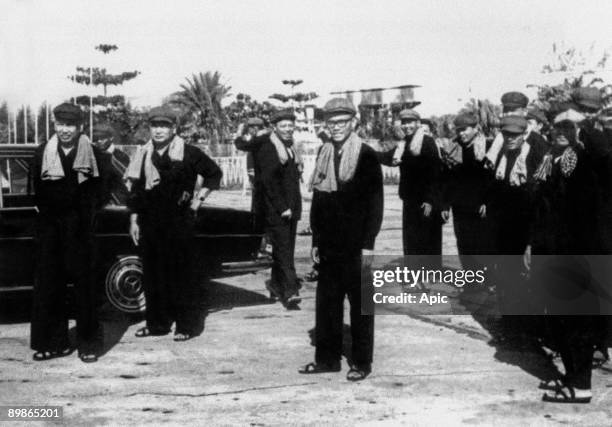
[1,0,612,115]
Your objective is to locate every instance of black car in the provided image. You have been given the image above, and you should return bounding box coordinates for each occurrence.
[0,144,269,313]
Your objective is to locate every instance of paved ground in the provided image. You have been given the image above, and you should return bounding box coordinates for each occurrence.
[1,186,612,426]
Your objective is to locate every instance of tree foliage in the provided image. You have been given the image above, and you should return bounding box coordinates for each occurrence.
[168,71,232,145]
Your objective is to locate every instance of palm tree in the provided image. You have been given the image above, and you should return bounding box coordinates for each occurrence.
[170,71,232,146]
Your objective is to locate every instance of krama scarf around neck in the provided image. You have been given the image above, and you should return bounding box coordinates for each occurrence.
[494,139,531,186]
[41,134,99,184]
[309,132,362,192]
[124,135,185,190]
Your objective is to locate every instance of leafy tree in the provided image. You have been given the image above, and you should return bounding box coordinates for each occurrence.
[530,43,610,117]
[68,44,140,105]
[169,71,232,146]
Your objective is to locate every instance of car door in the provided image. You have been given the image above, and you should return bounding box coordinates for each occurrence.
[0,156,37,289]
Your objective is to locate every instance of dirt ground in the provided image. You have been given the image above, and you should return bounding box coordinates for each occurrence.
[1,186,612,426]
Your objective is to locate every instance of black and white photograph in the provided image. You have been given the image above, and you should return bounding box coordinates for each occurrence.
[2,0,612,424]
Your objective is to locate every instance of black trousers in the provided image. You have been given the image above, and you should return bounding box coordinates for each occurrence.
[141,212,201,335]
[266,218,299,299]
[490,215,531,315]
[453,210,493,270]
[402,200,442,269]
[315,256,374,368]
[31,211,99,352]
[551,316,602,389]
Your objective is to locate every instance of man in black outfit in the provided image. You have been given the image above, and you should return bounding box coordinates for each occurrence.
[299,98,383,381]
[530,116,604,404]
[441,113,492,272]
[254,109,303,308]
[92,123,131,206]
[125,106,222,341]
[378,109,442,270]
[30,103,105,363]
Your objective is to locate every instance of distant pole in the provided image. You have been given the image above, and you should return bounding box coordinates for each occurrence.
[23,104,27,144]
[46,103,50,141]
[89,66,93,141]
[34,108,38,144]
[7,111,11,144]
[13,109,17,144]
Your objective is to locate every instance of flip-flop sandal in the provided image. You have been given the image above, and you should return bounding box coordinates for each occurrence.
[32,347,73,361]
[173,333,194,342]
[298,362,341,374]
[542,386,592,404]
[78,352,98,363]
[347,367,370,382]
[538,378,564,391]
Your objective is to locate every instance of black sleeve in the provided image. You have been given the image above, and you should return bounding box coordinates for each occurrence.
[360,147,384,250]
[30,146,43,208]
[95,150,113,207]
[375,146,397,166]
[440,166,455,211]
[258,143,289,215]
[192,148,222,190]
[125,156,145,215]
[310,190,322,248]
[234,135,265,152]
[423,137,442,205]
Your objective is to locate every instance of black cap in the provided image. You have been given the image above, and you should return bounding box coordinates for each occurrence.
[148,106,177,124]
[501,92,529,110]
[270,109,295,124]
[500,115,528,133]
[92,123,116,140]
[323,98,357,118]
[53,103,83,124]
[454,113,478,129]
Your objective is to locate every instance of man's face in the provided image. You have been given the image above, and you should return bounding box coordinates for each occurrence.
[458,126,478,143]
[93,136,113,151]
[54,121,80,145]
[325,114,354,143]
[150,122,175,144]
[552,126,576,147]
[400,119,419,136]
[502,131,524,150]
[274,120,295,142]
[247,125,262,137]
[526,119,543,134]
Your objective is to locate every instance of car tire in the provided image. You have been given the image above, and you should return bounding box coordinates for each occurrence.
[104,255,146,314]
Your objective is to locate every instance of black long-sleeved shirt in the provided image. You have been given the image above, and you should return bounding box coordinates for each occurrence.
[31,139,106,216]
[377,134,441,206]
[310,143,383,258]
[254,135,302,226]
[127,144,222,219]
[441,138,492,212]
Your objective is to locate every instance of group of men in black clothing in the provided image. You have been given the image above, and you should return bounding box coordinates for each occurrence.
[30,103,222,363]
[382,88,612,404]
[29,88,612,401]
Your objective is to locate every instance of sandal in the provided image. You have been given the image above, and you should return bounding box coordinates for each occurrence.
[78,351,98,363]
[347,366,371,382]
[538,378,564,391]
[173,332,194,342]
[135,327,169,338]
[32,347,73,361]
[298,362,341,374]
[542,386,592,404]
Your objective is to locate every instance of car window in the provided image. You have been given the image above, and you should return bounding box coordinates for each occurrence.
[0,158,31,195]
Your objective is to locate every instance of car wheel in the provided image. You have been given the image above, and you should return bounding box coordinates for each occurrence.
[105,255,146,314]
